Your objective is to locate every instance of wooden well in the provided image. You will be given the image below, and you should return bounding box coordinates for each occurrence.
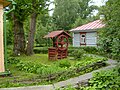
[44,30,71,60]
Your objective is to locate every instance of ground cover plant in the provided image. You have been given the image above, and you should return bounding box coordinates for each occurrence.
[84,65,120,90]
[0,51,107,88]
[57,65,120,90]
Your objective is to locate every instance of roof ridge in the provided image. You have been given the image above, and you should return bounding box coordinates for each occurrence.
[70,20,105,32]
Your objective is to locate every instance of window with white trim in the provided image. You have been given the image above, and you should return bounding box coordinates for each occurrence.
[80,34,86,44]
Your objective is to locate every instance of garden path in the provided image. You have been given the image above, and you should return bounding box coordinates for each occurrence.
[0,59,117,90]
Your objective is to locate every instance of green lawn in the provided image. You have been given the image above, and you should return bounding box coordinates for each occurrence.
[15,54,77,65]
[16,54,51,64]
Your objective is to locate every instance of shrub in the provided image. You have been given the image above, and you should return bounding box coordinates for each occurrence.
[74,55,107,68]
[82,65,120,90]
[56,60,71,68]
[80,46,98,54]
[69,49,85,60]
[56,85,76,90]
[68,46,98,54]
[34,47,48,54]
[7,57,20,64]
[36,65,64,75]
[16,61,44,73]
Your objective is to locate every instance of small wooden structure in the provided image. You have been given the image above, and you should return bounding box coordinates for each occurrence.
[44,30,71,60]
[0,0,11,73]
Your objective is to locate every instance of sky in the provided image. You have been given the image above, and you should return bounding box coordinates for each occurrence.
[90,0,107,6]
[49,0,108,16]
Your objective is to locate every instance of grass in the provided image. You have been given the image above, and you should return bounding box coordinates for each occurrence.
[15,54,77,65]
[16,54,51,64]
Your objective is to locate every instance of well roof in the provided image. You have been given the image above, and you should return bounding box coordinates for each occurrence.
[44,30,71,38]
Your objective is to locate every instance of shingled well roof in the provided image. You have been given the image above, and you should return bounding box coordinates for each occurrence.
[44,30,71,38]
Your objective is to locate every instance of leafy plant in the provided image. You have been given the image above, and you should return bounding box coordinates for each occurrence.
[98,0,120,60]
[56,60,71,68]
[69,49,85,60]
[56,85,76,90]
[8,57,20,64]
[34,47,48,54]
[16,61,44,73]
[68,46,99,55]
[36,65,64,76]
[82,66,120,90]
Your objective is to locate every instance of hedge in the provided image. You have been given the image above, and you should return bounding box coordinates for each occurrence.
[34,46,99,54]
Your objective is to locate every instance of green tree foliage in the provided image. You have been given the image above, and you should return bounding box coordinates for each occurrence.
[6,21,13,45]
[10,0,30,55]
[7,0,50,55]
[26,0,50,55]
[35,14,57,46]
[98,0,120,60]
[35,17,48,46]
[53,0,98,30]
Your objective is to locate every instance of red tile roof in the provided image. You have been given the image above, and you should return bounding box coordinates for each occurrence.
[44,30,71,38]
[70,20,105,32]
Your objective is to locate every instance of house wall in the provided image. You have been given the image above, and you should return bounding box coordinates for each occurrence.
[0,4,5,72]
[73,31,97,47]
[73,32,80,47]
[86,32,97,46]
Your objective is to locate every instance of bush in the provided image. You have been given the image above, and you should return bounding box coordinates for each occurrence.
[36,65,64,75]
[16,61,44,73]
[56,60,71,68]
[74,55,107,68]
[68,46,98,55]
[8,57,20,64]
[56,85,76,90]
[34,47,48,54]
[82,65,120,90]
[69,49,85,60]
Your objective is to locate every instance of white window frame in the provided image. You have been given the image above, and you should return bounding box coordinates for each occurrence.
[80,34,86,44]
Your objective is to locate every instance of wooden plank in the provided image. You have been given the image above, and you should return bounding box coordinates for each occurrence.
[0,4,5,72]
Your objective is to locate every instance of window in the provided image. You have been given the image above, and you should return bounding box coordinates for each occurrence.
[81,34,86,44]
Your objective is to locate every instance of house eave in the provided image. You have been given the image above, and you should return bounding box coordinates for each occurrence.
[70,29,98,33]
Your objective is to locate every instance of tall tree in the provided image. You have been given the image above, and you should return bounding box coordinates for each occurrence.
[11,0,29,55]
[98,0,120,59]
[53,0,98,30]
[26,0,49,55]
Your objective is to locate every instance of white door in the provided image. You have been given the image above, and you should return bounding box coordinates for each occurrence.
[73,33,80,47]
[86,32,97,46]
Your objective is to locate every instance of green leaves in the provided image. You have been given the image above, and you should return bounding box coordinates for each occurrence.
[53,0,98,30]
[69,49,85,60]
[98,0,120,60]
[87,66,120,90]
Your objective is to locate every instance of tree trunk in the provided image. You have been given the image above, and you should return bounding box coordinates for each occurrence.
[13,16,26,56]
[26,12,37,55]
